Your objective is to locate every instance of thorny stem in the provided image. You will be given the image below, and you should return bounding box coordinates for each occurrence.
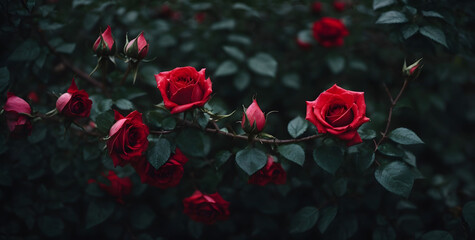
[120,65,131,85]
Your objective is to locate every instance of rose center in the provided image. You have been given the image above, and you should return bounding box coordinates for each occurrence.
[325,104,354,127]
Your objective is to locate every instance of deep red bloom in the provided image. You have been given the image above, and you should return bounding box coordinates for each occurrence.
[125,32,149,60]
[132,148,188,189]
[242,99,266,133]
[93,25,115,56]
[306,84,370,146]
[248,155,287,186]
[155,66,213,114]
[333,1,345,12]
[107,110,149,167]
[312,17,349,47]
[183,190,230,224]
[56,79,92,118]
[4,92,32,137]
[88,170,132,203]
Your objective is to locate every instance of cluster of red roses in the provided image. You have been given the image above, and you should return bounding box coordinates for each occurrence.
[297,1,350,49]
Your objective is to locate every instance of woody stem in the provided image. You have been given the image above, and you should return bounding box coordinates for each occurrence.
[120,65,131,85]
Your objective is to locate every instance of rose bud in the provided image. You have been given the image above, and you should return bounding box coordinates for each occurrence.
[311,2,322,14]
[56,78,93,119]
[132,148,188,189]
[125,32,149,61]
[3,92,32,137]
[312,17,349,47]
[93,25,116,56]
[107,110,149,167]
[248,155,286,186]
[194,12,206,23]
[88,170,132,204]
[403,58,423,80]
[333,1,345,12]
[183,190,230,225]
[306,84,370,146]
[155,66,213,114]
[242,99,266,134]
[27,91,39,103]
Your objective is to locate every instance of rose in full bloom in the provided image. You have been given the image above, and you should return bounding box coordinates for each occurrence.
[333,1,345,12]
[3,92,32,137]
[242,99,266,134]
[88,170,132,203]
[93,25,116,56]
[312,17,349,47]
[125,32,149,60]
[132,148,188,189]
[248,155,286,186]
[183,190,230,225]
[311,2,322,14]
[306,84,370,146]
[155,66,212,114]
[56,79,92,118]
[107,110,149,167]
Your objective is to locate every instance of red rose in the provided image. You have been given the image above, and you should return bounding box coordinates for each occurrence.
[183,190,230,225]
[333,1,345,12]
[27,91,39,103]
[155,66,213,114]
[3,92,32,137]
[312,17,349,47]
[242,99,266,134]
[125,32,149,60]
[56,79,92,118]
[132,148,188,189]
[194,12,206,23]
[248,155,286,186]
[107,110,149,167]
[93,25,116,56]
[311,2,322,14]
[88,170,132,203]
[306,84,370,146]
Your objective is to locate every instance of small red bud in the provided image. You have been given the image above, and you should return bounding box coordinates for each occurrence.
[242,99,266,133]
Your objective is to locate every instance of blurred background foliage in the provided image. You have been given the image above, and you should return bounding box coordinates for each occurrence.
[1,0,475,239]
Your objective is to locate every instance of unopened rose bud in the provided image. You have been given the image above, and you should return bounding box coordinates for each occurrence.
[3,92,33,137]
[93,26,116,57]
[125,32,149,61]
[242,99,266,134]
[403,58,423,80]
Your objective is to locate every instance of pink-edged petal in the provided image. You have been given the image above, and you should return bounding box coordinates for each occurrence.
[109,118,127,137]
[56,93,72,112]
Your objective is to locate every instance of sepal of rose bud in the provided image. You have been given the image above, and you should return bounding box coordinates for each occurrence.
[125,32,149,61]
[402,58,423,80]
[93,26,116,57]
[241,99,266,134]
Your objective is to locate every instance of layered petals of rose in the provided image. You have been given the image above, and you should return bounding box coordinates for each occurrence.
[248,156,287,186]
[155,66,212,114]
[132,148,188,189]
[56,79,92,118]
[126,32,149,60]
[312,17,349,47]
[88,170,132,203]
[183,190,230,225]
[242,99,266,133]
[4,92,32,136]
[107,110,149,167]
[306,84,370,146]
[93,25,114,52]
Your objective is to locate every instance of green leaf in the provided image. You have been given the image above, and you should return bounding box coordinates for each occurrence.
[215,150,232,169]
[177,129,210,157]
[317,206,337,233]
[402,24,419,39]
[232,3,260,17]
[419,26,448,48]
[375,161,414,198]
[9,39,40,62]
[282,73,301,90]
[115,99,134,110]
[378,143,404,157]
[28,128,47,144]
[147,138,171,169]
[234,72,250,91]
[420,230,454,240]
[188,220,204,239]
[278,144,305,166]
[215,60,238,77]
[326,55,345,74]
[130,205,156,230]
[463,201,475,231]
[358,128,377,140]
[373,0,396,10]
[333,178,348,197]
[56,43,76,54]
[388,127,424,145]
[235,148,267,175]
[313,146,344,174]
[210,19,235,30]
[96,110,115,134]
[38,215,64,237]
[289,206,319,233]
[376,11,408,24]
[195,110,209,129]
[287,116,308,138]
[223,46,245,61]
[355,146,376,171]
[86,200,115,229]
[0,67,10,93]
[422,11,445,20]
[247,53,278,78]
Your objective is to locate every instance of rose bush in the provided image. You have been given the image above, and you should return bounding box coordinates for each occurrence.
[55,79,92,118]
[155,66,213,114]
[312,17,349,47]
